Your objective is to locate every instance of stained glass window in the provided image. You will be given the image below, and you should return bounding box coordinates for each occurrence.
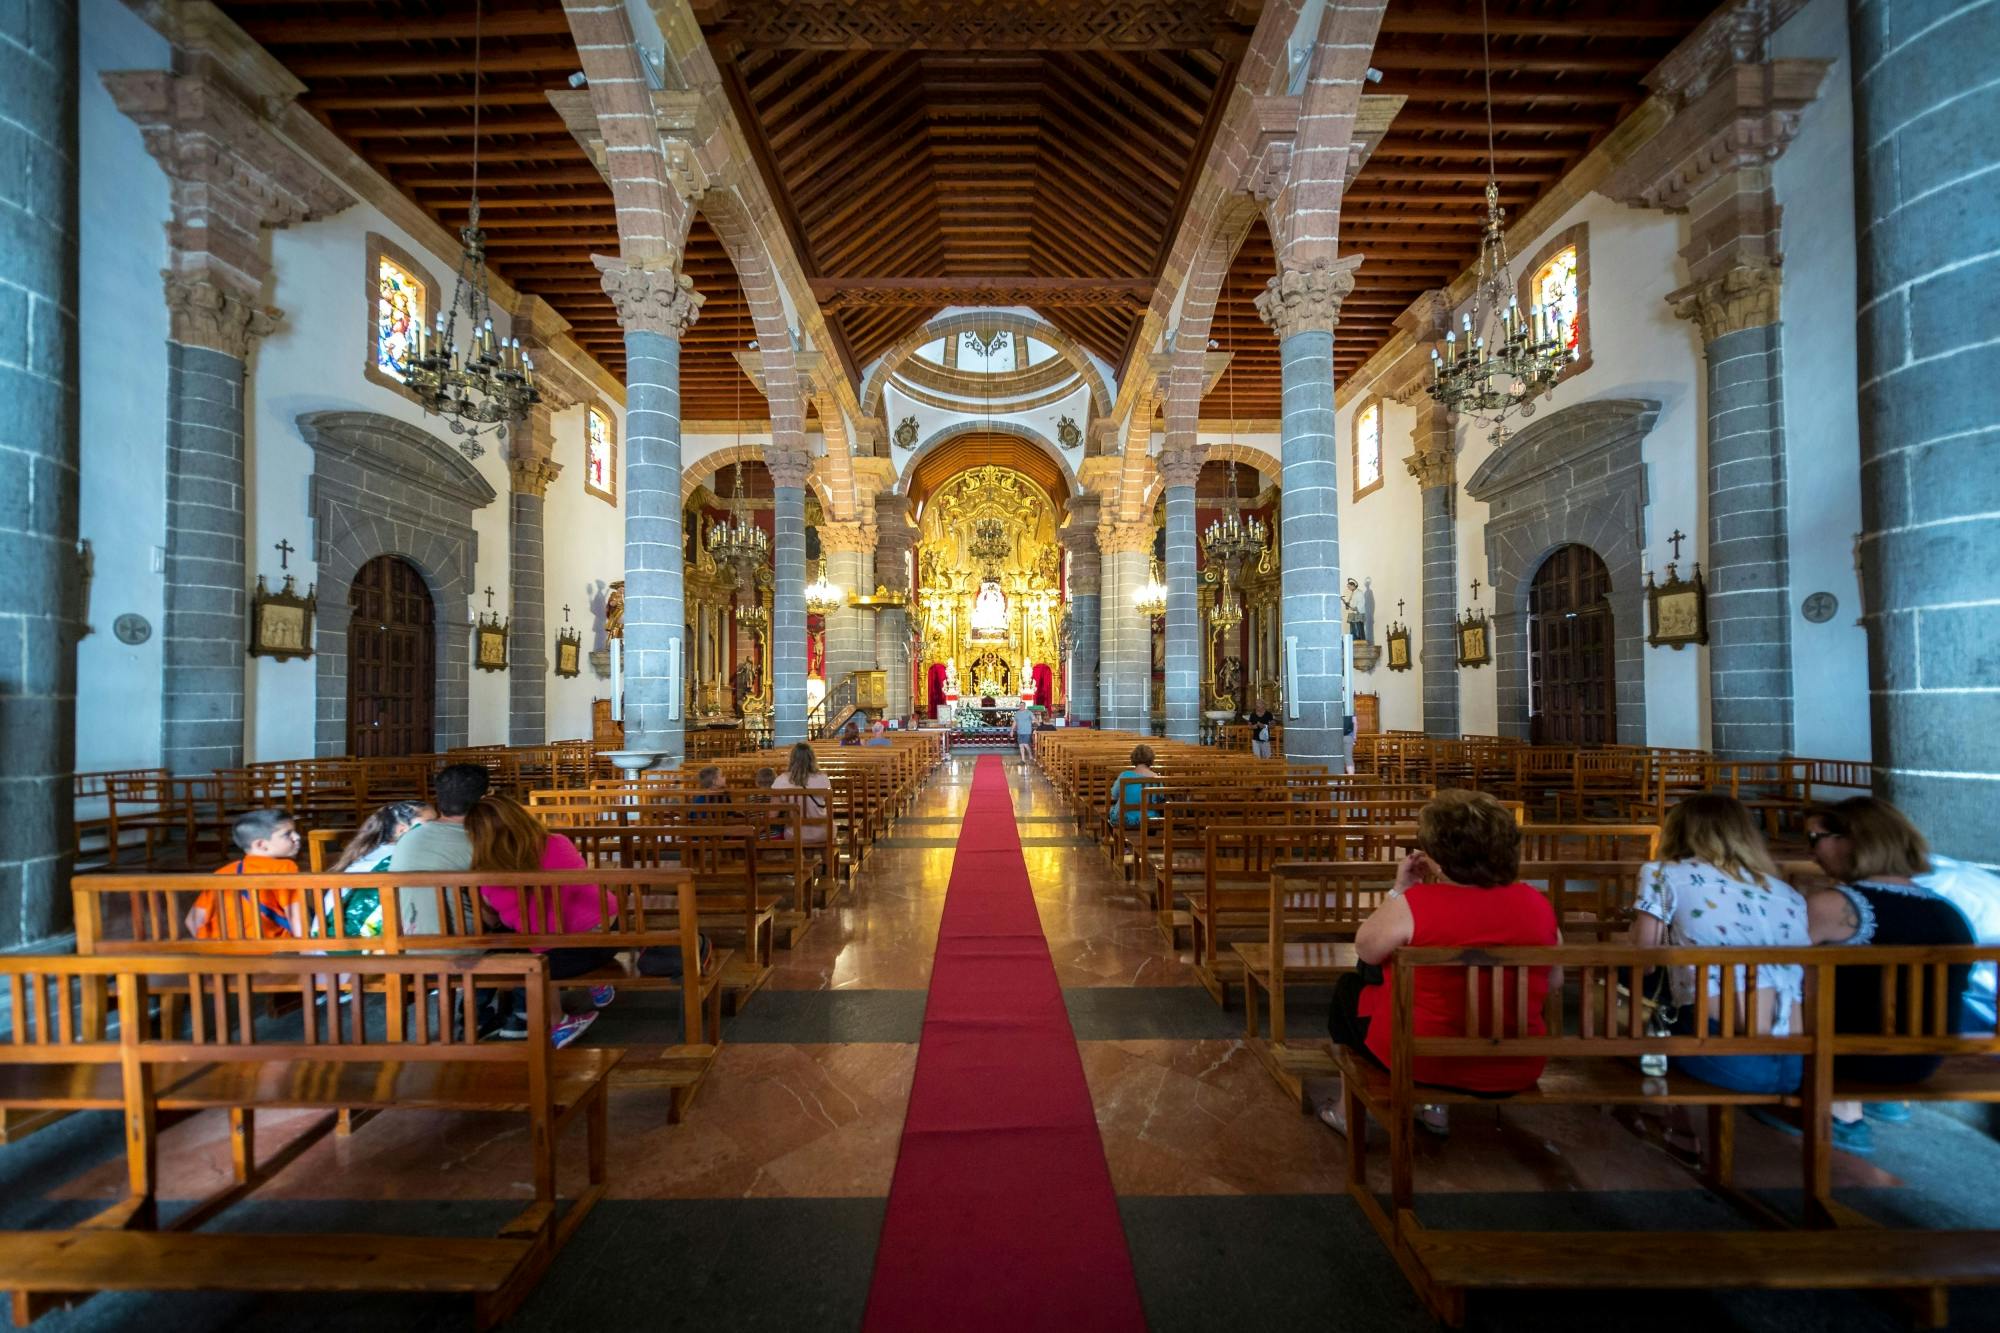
[375,256,423,382]
[1533,245,1581,355]
[585,406,616,504]
[1354,400,1383,499]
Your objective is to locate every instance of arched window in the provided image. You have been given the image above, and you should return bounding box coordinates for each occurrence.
[584,404,617,505]
[364,233,438,396]
[1519,223,1592,381]
[1352,397,1384,502]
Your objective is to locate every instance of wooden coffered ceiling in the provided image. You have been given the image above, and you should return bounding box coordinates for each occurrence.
[219,0,765,419]
[1203,0,1713,418]
[696,0,1252,380]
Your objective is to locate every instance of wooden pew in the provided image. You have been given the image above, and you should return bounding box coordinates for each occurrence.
[0,953,616,1329]
[1337,943,2000,1327]
[72,868,725,1121]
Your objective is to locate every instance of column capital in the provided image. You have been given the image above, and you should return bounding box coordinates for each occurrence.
[594,253,704,339]
[818,519,876,554]
[1254,254,1364,341]
[1097,520,1156,556]
[509,454,563,498]
[1155,446,1205,491]
[765,447,814,491]
[1670,262,1781,341]
[163,271,280,358]
[1404,449,1456,491]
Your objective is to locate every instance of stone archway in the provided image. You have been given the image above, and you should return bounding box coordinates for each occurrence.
[297,411,497,756]
[1465,398,1660,745]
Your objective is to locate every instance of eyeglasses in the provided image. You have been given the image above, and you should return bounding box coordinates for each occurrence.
[1806,829,1841,847]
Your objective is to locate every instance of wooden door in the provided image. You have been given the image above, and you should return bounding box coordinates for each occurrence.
[1353,692,1380,735]
[1528,545,1614,746]
[346,555,436,757]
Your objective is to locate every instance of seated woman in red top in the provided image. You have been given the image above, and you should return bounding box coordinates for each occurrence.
[1322,790,1559,1137]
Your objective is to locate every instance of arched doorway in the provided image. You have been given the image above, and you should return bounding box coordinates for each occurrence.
[346,555,436,757]
[1529,544,1614,746]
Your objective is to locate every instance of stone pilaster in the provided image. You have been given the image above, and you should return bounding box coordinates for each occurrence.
[818,519,877,702]
[1604,1,1827,758]
[874,494,918,720]
[1,0,80,945]
[1097,520,1155,734]
[598,256,701,762]
[1405,405,1461,739]
[1158,447,1204,742]
[1256,254,1361,765]
[767,448,812,745]
[1850,0,2000,858]
[1060,498,1102,724]
[106,69,348,773]
[507,450,562,745]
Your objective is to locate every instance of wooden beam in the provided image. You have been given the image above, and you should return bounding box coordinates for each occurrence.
[343,116,570,140]
[367,143,582,164]
[1378,9,1695,38]
[1385,110,1611,134]
[1369,51,1654,74]
[1374,78,1638,105]
[242,13,574,43]
[307,89,553,112]
[286,48,578,79]
[402,168,607,188]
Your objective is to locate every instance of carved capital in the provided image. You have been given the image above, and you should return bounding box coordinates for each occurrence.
[764,447,814,492]
[1670,263,1781,342]
[1155,446,1205,491]
[164,271,280,358]
[818,520,876,555]
[1254,254,1364,341]
[593,253,704,339]
[509,455,564,498]
[1096,520,1157,556]
[1404,449,1456,492]
[1601,57,1830,214]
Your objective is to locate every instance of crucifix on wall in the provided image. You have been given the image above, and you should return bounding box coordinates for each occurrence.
[1667,528,1687,563]
[274,539,295,571]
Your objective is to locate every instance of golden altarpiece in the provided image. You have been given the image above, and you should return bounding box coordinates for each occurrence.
[916,465,1064,709]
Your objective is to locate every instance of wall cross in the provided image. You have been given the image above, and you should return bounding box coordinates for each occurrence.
[483,586,496,609]
[274,539,295,571]
[562,604,572,624]
[1397,599,1406,620]
[1470,578,1482,604]
[1668,528,1687,562]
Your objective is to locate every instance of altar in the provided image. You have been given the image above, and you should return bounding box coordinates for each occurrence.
[914,464,1063,719]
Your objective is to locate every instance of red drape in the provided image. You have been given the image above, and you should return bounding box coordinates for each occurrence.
[928,663,949,718]
[1031,664,1053,709]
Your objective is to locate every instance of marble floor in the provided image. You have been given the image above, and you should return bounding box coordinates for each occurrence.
[11,756,2000,1331]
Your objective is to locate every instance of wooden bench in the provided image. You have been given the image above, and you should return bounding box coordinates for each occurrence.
[0,953,617,1328]
[1337,943,2000,1327]
[72,868,726,1122]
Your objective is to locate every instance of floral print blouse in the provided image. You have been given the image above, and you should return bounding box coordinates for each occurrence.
[1634,858,1812,1034]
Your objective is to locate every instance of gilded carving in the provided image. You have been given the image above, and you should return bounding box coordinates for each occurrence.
[594,253,704,339]
[1670,263,1781,342]
[1254,254,1364,341]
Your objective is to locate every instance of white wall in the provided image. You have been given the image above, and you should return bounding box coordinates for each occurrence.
[542,402,624,741]
[1774,0,1870,761]
[75,0,172,771]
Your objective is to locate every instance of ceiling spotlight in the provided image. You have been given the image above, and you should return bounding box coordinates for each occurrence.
[1365,66,1382,83]
[568,71,588,89]
[747,340,759,350]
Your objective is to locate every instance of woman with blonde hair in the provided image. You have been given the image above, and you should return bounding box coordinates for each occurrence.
[1630,793,1810,1161]
[772,741,832,845]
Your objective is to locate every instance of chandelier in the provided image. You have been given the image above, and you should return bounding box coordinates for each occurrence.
[1426,0,1573,441]
[707,462,768,584]
[1133,557,1168,621]
[1202,462,1267,573]
[404,1,537,451]
[804,555,844,616]
[1209,564,1244,635]
[969,516,1010,571]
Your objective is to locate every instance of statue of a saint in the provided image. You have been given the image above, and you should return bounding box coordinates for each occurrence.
[605,581,626,640]
[970,579,1008,639]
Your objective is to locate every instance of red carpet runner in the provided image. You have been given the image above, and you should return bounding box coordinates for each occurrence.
[864,755,1145,1332]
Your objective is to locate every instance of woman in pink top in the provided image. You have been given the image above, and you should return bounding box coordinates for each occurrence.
[1321,790,1559,1137]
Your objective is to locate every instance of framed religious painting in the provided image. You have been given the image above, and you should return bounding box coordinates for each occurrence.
[1385,622,1413,672]
[475,619,510,672]
[554,626,582,679]
[248,574,317,662]
[1647,562,1709,649]
[1455,609,1491,668]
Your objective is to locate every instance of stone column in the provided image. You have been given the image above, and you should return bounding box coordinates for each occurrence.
[1604,14,1829,757]
[818,519,877,700]
[1097,521,1154,734]
[1,0,80,945]
[1059,498,1102,724]
[1406,409,1460,737]
[596,256,703,763]
[1158,447,1204,741]
[874,495,918,720]
[507,443,561,745]
[766,449,812,745]
[1849,0,2000,857]
[106,70,347,772]
[1256,255,1362,766]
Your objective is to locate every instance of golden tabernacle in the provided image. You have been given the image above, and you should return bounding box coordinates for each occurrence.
[915,464,1064,709]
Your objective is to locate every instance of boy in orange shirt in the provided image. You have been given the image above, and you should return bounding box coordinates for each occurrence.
[185,809,304,939]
